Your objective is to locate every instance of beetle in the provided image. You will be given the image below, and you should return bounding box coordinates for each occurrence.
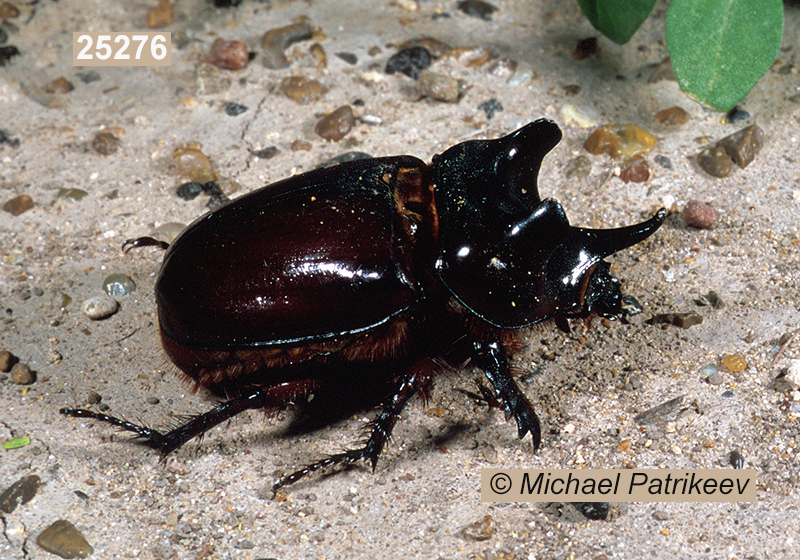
[61,119,665,491]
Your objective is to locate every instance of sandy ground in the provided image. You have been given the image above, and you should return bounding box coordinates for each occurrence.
[1,1,799,559]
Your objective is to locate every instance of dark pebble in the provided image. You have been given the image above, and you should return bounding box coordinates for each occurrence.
[385,46,433,80]
[11,362,36,384]
[682,200,717,229]
[725,106,750,123]
[317,151,373,168]
[697,143,733,178]
[457,0,497,21]
[146,396,160,405]
[572,37,598,60]
[0,27,7,44]
[646,312,703,329]
[562,84,581,96]
[0,128,20,147]
[572,501,609,520]
[202,181,230,209]
[215,0,243,6]
[87,390,102,405]
[704,290,725,309]
[314,105,354,141]
[0,45,21,66]
[75,71,101,84]
[335,52,357,65]
[57,188,89,201]
[717,124,764,169]
[654,154,672,169]
[3,194,34,216]
[721,390,734,398]
[0,349,18,372]
[223,101,248,116]
[103,273,136,296]
[729,449,745,469]
[634,395,686,425]
[176,181,205,200]
[92,131,121,155]
[251,146,279,159]
[478,98,503,119]
[36,520,94,559]
[0,474,41,514]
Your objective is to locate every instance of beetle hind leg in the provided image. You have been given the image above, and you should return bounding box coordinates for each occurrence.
[273,364,432,492]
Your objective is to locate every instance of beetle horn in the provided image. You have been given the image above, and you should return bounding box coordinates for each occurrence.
[497,119,562,208]
[570,208,666,260]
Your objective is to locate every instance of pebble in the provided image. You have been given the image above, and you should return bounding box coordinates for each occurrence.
[92,131,120,155]
[572,502,609,520]
[261,21,313,69]
[223,101,248,116]
[151,222,186,244]
[87,390,102,404]
[0,474,41,514]
[646,312,703,329]
[461,514,495,541]
[457,0,497,21]
[724,106,750,124]
[559,104,597,128]
[317,152,372,168]
[10,362,36,385]
[251,146,278,159]
[0,349,16,372]
[572,37,598,60]
[291,139,313,151]
[584,124,656,159]
[335,52,357,65]
[697,124,764,177]
[729,449,744,469]
[565,155,592,178]
[309,43,327,68]
[208,39,250,70]
[280,75,326,104]
[36,519,94,559]
[314,105,354,141]
[654,154,672,170]
[0,45,20,66]
[785,360,800,391]
[717,124,764,169]
[697,143,733,178]
[478,98,503,119]
[654,106,688,125]
[619,155,650,183]
[103,273,136,296]
[398,37,451,58]
[195,62,231,94]
[706,371,724,385]
[486,56,517,77]
[173,143,217,183]
[682,200,717,229]
[57,188,89,201]
[147,0,175,28]
[43,77,74,94]
[634,395,685,425]
[176,181,205,200]
[418,70,462,103]
[3,194,34,216]
[385,46,433,79]
[82,295,119,320]
[0,128,21,147]
[721,354,747,373]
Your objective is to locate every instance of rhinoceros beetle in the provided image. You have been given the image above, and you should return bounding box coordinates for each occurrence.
[62,119,665,491]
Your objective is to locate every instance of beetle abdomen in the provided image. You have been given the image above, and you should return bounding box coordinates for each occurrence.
[156,157,427,351]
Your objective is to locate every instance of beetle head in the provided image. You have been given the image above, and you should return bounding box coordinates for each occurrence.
[432,119,665,328]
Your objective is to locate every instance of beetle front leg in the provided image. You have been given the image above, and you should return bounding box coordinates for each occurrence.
[273,365,431,492]
[473,340,542,451]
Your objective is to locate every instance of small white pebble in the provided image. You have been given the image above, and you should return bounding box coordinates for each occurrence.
[82,295,119,320]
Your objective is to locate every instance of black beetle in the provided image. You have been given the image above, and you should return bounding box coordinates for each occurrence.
[62,119,665,491]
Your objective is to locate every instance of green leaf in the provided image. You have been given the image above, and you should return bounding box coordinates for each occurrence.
[666,0,784,112]
[2,437,30,449]
[576,0,658,44]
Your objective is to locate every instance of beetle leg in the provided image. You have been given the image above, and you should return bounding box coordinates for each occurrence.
[273,365,430,492]
[60,381,316,455]
[473,340,542,451]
